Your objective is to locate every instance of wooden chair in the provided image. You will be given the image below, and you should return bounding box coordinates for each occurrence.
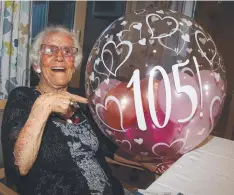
[105,149,161,191]
[0,99,18,194]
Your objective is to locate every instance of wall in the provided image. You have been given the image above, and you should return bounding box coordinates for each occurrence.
[194,1,234,137]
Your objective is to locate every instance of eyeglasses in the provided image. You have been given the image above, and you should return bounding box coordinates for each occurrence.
[40,44,78,57]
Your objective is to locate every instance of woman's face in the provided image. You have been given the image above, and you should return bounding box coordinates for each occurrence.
[40,32,75,89]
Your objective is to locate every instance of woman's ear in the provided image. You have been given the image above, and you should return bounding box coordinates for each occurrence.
[33,64,41,74]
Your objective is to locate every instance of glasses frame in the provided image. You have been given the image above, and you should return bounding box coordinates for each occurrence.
[40,44,78,57]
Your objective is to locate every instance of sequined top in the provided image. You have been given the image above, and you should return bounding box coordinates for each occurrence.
[1,87,123,195]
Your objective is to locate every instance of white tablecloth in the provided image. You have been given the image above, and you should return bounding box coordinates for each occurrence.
[143,136,234,195]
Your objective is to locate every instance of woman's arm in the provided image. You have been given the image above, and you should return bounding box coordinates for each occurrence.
[13,97,51,175]
[14,93,87,176]
[112,152,141,167]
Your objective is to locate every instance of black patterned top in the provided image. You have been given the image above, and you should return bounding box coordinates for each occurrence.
[1,86,124,195]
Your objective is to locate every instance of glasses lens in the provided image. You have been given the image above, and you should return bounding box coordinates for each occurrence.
[42,45,58,55]
[62,47,78,57]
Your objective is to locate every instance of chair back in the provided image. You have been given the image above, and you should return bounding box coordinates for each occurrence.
[0,100,7,168]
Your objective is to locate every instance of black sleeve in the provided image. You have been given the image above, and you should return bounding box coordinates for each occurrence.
[1,87,34,186]
[82,105,118,159]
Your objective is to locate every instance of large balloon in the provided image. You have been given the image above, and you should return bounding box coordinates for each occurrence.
[85,7,226,160]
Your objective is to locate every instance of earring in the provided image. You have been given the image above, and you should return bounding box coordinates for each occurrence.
[36,68,41,74]
[33,64,41,74]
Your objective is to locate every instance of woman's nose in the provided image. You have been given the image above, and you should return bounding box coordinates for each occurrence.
[55,49,64,61]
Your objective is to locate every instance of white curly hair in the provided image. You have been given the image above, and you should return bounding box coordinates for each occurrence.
[29,25,82,70]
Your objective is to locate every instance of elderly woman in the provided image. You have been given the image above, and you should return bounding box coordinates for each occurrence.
[1,26,142,195]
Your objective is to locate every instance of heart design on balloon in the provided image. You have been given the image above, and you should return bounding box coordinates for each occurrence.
[212,57,225,73]
[138,38,146,45]
[95,88,101,97]
[209,96,222,130]
[94,54,113,79]
[134,9,146,15]
[121,21,128,26]
[140,152,148,156]
[117,22,142,43]
[89,72,95,81]
[101,40,133,76]
[116,139,132,150]
[106,129,113,136]
[91,77,100,92]
[158,28,186,55]
[156,10,164,14]
[170,9,177,13]
[146,13,179,39]
[134,138,143,145]
[152,137,186,157]
[95,96,126,132]
[214,72,220,83]
[195,30,217,65]
[181,18,193,27]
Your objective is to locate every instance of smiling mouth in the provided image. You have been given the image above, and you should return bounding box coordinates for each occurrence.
[51,67,66,72]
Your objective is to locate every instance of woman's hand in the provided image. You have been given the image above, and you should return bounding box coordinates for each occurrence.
[37,92,88,115]
[139,159,175,175]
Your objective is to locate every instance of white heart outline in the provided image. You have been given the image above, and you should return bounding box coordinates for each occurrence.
[152,130,189,157]
[181,67,195,77]
[146,13,179,39]
[95,88,101,97]
[94,49,113,78]
[101,40,133,77]
[209,96,222,133]
[181,33,190,42]
[116,139,132,150]
[219,57,226,73]
[134,9,146,15]
[213,57,226,73]
[158,28,186,55]
[197,127,206,136]
[181,18,193,27]
[90,76,100,92]
[156,10,164,14]
[182,96,222,153]
[117,22,142,43]
[186,48,193,53]
[89,72,95,81]
[95,95,126,132]
[152,138,185,157]
[169,9,177,13]
[195,30,217,65]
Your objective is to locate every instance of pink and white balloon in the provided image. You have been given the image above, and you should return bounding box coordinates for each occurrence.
[85,7,226,160]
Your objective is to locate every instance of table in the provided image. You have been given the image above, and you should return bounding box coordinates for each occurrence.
[142,136,234,195]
